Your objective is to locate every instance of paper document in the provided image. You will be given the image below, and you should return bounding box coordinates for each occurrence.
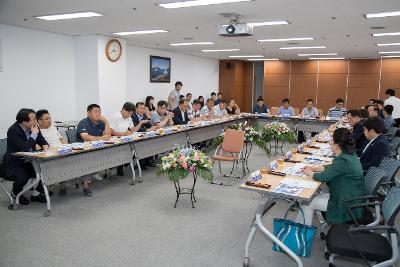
[273,183,303,196]
[280,178,318,189]
[282,163,307,177]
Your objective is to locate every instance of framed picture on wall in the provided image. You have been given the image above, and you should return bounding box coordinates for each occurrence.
[150,55,171,83]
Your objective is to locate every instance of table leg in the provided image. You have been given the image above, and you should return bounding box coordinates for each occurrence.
[39,173,52,217]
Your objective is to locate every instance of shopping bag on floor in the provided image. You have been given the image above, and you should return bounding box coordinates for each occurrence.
[272,204,317,258]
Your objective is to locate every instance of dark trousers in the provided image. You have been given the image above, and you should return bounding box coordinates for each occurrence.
[298,131,318,143]
[11,162,44,196]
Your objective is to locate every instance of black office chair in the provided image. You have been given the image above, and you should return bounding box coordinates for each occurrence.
[0,138,13,205]
[388,137,400,159]
[326,186,400,267]
[65,129,78,143]
[378,157,400,195]
[383,126,399,141]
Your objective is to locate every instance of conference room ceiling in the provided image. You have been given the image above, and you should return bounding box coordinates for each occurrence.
[1,0,400,60]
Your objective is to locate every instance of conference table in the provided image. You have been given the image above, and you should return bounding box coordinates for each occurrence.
[12,114,338,217]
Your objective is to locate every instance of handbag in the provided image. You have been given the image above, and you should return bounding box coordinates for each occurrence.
[272,204,317,258]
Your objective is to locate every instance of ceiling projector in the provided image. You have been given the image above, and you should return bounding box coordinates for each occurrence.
[218,23,254,37]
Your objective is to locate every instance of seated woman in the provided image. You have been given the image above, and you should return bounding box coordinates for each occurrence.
[298,128,365,226]
[226,99,240,115]
[144,96,156,118]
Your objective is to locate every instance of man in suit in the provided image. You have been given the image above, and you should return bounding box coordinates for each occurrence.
[4,108,49,205]
[347,110,368,155]
[132,102,158,132]
[173,100,190,125]
[359,117,390,171]
[132,102,157,169]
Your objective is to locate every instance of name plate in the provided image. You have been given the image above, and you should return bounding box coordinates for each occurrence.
[269,160,278,170]
[250,170,262,182]
[121,136,133,143]
[91,140,104,148]
[285,151,292,160]
[58,146,73,155]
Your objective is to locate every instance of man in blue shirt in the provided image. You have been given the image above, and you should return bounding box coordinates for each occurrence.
[383,105,395,129]
[327,98,347,120]
[253,96,270,114]
[278,98,294,117]
[76,104,111,196]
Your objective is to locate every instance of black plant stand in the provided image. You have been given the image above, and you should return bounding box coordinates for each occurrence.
[173,171,197,208]
[269,137,285,156]
[242,141,253,174]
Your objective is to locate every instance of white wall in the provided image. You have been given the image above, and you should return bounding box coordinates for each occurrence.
[126,45,219,105]
[0,24,76,137]
[97,36,127,118]
[0,24,219,137]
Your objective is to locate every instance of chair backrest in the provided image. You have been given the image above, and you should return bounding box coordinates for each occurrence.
[293,108,300,116]
[66,129,78,143]
[221,129,245,153]
[318,109,323,117]
[389,137,400,155]
[271,107,279,115]
[382,186,400,225]
[0,138,7,164]
[387,127,399,138]
[364,167,387,195]
[379,157,400,183]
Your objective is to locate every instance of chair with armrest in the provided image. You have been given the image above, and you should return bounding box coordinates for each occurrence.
[211,129,245,186]
[325,186,400,267]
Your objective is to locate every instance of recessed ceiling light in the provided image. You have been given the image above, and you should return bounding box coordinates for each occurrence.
[280,46,326,50]
[365,11,400,18]
[378,51,400,54]
[247,21,289,27]
[381,55,400,58]
[309,57,345,60]
[248,58,279,61]
[113,30,168,36]
[202,49,240,52]
[372,32,400,37]
[158,0,251,9]
[229,55,264,58]
[257,37,314,42]
[370,26,386,30]
[170,42,214,46]
[298,53,338,56]
[35,11,103,21]
[377,43,400,46]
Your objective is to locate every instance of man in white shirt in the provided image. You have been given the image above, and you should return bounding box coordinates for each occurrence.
[36,109,68,196]
[384,89,400,125]
[189,99,207,122]
[109,102,137,136]
[168,81,182,111]
[186,93,193,110]
[213,100,228,118]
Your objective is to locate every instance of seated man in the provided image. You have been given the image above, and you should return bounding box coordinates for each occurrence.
[359,117,390,171]
[109,102,137,176]
[253,96,270,114]
[132,102,158,132]
[200,98,215,119]
[76,104,111,196]
[4,108,49,205]
[366,104,387,132]
[327,98,347,120]
[347,110,368,154]
[383,104,395,129]
[189,99,205,121]
[132,102,158,169]
[109,102,138,137]
[301,99,319,118]
[150,100,174,128]
[173,100,190,125]
[36,109,68,196]
[213,99,229,118]
[373,99,385,119]
[278,98,294,117]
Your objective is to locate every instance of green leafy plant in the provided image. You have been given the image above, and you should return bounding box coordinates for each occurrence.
[262,122,296,144]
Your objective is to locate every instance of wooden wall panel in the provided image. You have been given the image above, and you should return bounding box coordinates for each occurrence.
[349,59,381,73]
[219,60,252,112]
[221,58,400,114]
[291,61,318,73]
[264,61,290,74]
[347,88,378,109]
[319,60,348,73]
